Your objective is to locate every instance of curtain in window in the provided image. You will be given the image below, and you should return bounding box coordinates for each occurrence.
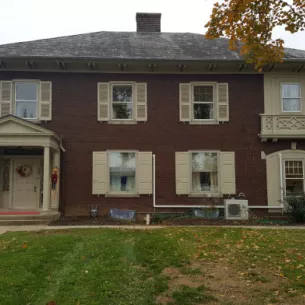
[282,84,300,98]
[109,152,136,193]
[192,153,218,192]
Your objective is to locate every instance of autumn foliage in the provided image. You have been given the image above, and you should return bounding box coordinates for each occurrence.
[205,0,305,70]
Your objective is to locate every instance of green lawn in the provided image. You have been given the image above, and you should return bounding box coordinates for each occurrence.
[1,228,305,305]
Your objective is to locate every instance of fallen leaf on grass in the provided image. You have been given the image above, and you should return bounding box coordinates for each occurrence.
[22,243,28,249]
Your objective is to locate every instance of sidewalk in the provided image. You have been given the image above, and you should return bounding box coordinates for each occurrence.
[1,224,305,234]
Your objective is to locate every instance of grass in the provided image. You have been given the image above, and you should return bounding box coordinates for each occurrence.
[0,228,304,305]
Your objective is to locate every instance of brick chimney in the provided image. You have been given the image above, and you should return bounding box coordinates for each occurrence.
[136,13,161,33]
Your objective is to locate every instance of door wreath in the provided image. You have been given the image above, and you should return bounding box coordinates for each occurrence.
[16,165,32,177]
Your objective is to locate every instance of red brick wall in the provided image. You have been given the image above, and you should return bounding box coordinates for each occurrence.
[1,71,305,216]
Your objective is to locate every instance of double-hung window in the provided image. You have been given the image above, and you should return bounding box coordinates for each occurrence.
[285,160,304,195]
[15,82,39,120]
[111,84,134,120]
[109,152,136,194]
[192,84,215,120]
[191,152,218,193]
[281,83,301,112]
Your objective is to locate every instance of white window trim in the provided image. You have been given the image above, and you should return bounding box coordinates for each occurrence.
[13,79,40,121]
[110,82,135,122]
[189,150,220,196]
[191,82,217,121]
[284,159,305,196]
[107,150,138,196]
[281,82,302,113]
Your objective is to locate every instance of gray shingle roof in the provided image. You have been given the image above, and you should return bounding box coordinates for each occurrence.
[0,31,304,61]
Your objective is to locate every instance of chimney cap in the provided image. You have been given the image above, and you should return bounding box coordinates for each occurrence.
[136,12,162,18]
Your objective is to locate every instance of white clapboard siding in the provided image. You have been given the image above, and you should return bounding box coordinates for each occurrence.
[137,152,152,194]
[97,83,109,121]
[39,82,52,121]
[136,83,147,121]
[217,83,229,121]
[220,152,236,195]
[175,152,190,194]
[92,152,108,195]
[0,81,13,117]
[179,84,191,122]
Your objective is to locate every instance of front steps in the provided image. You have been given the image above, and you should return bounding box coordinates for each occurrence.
[0,211,60,226]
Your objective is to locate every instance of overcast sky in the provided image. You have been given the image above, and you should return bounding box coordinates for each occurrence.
[0,0,304,50]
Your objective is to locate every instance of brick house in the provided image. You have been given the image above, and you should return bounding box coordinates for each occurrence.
[0,13,305,221]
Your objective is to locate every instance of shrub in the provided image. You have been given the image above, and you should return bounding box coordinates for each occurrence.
[284,195,305,223]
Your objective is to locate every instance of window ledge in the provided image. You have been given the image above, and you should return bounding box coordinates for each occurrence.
[188,121,219,125]
[106,193,140,198]
[188,193,223,198]
[108,120,137,125]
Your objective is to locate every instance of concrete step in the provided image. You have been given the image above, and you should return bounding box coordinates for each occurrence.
[0,219,54,226]
[0,214,59,221]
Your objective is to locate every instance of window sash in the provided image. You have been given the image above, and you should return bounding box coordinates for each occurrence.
[108,151,137,194]
[110,84,134,120]
[192,84,215,120]
[281,83,302,112]
[190,151,219,194]
[14,81,39,120]
[284,160,304,195]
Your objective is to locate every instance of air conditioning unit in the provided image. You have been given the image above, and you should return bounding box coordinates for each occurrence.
[225,199,249,220]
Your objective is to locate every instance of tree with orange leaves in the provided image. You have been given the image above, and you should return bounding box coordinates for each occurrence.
[205,0,305,70]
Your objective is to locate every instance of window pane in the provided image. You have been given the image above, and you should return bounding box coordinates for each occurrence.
[15,82,38,100]
[112,85,132,102]
[285,160,303,178]
[282,84,300,98]
[194,86,213,102]
[193,103,213,119]
[109,152,136,193]
[16,101,37,119]
[192,153,218,192]
[112,104,133,119]
[286,179,303,195]
[282,98,301,112]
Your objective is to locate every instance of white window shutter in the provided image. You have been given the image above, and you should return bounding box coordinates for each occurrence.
[217,83,229,121]
[266,154,281,206]
[179,84,191,122]
[136,83,147,121]
[175,152,190,195]
[0,81,13,117]
[97,83,109,121]
[39,82,52,121]
[220,152,236,195]
[137,152,152,194]
[92,152,108,195]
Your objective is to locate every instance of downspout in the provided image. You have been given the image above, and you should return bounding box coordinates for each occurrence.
[279,153,284,214]
[152,154,283,210]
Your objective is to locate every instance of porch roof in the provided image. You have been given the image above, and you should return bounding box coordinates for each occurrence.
[0,115,63,151]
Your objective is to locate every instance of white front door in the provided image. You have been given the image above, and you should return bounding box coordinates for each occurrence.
[12,159,41,209]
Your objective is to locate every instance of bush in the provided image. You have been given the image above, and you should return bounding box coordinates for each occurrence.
[284,195,305,223]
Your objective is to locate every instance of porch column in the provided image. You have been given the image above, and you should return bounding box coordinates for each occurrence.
[42,146,51,211]
[50,150,60,210]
